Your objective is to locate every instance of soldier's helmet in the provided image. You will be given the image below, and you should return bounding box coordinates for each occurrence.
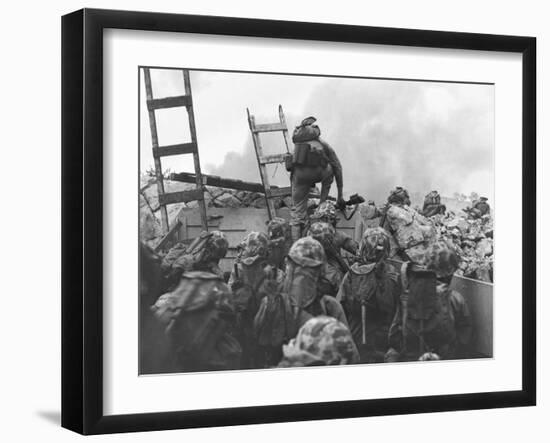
[388,186,411,205]
[480,196,488,201]
[238,231,270,266]
[300,116,317,126]
[204,230,229,261]
[312,201,338,224]
[425,240,460,279]
[287,236,326,268]
[307,222,336,251]
[153,271,233,326]
[280,316,359,366]
[418,352,441,361]
[360,227,391,263]
[267,217,290,240]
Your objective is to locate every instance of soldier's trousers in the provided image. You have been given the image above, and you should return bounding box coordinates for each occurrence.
[290,164,334,231]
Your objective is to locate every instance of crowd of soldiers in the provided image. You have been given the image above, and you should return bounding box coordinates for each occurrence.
[139,115,488,374]
[140,190,477,373]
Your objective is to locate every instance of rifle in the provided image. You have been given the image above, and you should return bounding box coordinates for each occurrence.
[337,193,365,221]
[379,203,390,228]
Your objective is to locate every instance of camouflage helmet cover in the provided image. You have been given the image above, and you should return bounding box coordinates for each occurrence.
[418,352,441,361]
[238,231,270,266]
[388,186,411,205]
[311,201,338,224]
[280,316,359,366]
[287,236,326,268]
[204,230,229,261]
[360,227,391,262]
[307,222,336,250]
[425,240,460,278]
[152,271,232,326]
[267,217,290,240]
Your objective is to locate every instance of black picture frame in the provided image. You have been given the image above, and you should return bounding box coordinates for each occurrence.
[61,8,536,435]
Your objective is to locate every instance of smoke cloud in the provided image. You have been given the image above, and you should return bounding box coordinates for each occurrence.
[207,77,494,205]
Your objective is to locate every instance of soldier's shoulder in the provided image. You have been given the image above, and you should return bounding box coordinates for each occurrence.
[321,294,344,310]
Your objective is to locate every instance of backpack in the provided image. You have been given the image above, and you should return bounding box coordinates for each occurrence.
[386,205,426,250]
[398,263,455,355]
[292,117,321,143]
[292,140,329,168]
[424,191,441,207]
[343,263,397,346]
[254,293,297,347]
[152,272,241,371]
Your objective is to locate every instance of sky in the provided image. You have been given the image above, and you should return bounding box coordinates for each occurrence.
[139,68,494,204]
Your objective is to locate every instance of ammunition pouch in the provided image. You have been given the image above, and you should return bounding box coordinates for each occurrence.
[292,142,328,168]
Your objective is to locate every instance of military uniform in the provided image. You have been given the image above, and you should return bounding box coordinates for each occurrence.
[422,190,446,217]
[151,271,242,372]
[386,241,472,362]
[278,316,360,367]
[381,187,434,265]
[254,237,349,362]
[310,201,358,254]
[266,217,293,270]
[473,197,491,217]
[289,117,344,240]
[161,231,228,289]
[307,221,346,297]
[228,232,285,368]
[336,227,400,363]
[139,243,172,374]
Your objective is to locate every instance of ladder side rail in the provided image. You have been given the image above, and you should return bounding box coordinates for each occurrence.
[143,68,169,233]
[247,110,276,219]
[253,132,277,219]
[183,70,208,232]
[278,105,291,154]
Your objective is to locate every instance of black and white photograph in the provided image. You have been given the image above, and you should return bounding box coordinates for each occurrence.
[138,67,494,374]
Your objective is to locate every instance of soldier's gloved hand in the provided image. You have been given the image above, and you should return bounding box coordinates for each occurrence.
[336,197,346,211]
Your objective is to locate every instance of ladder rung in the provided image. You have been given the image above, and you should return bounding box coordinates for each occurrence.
[252,122,286,133]
[153,142,197,158]
[267,187,292,198]
[147,95,191,111]
[259,153,286,164]
[158,188,204,206]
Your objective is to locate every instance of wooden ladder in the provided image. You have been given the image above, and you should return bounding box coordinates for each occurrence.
[142,68,208,234]
[247,105,292,220]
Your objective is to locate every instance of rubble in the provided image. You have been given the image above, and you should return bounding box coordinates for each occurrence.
[139,175,291,246]
[428,212,494,282]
